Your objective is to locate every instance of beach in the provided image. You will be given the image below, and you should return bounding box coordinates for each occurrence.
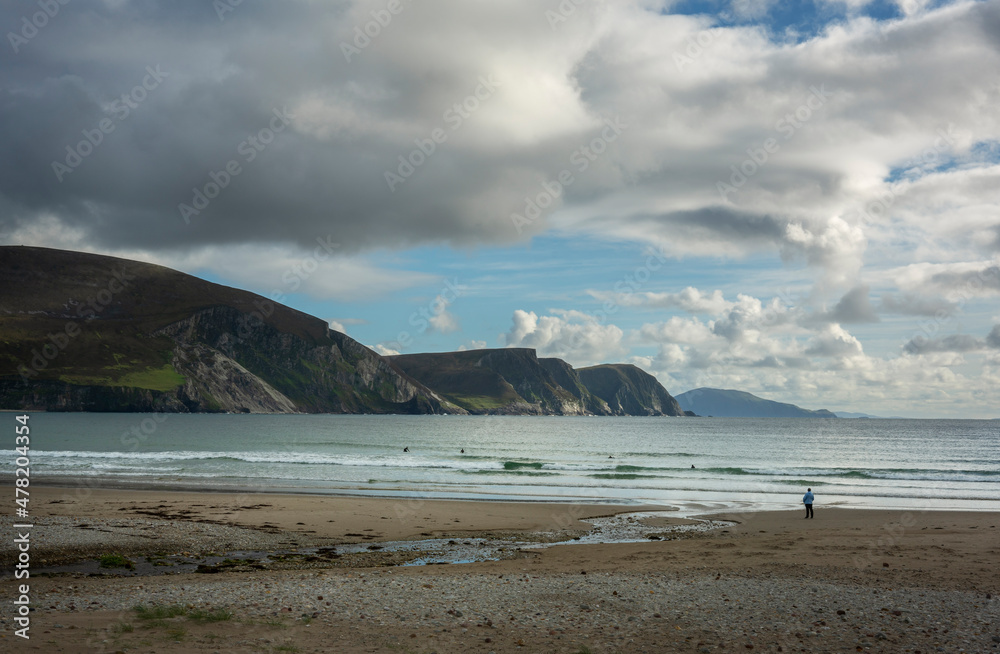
[2,486,998,653]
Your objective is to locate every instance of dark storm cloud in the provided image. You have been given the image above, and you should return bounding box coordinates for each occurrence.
[0,1,553,253]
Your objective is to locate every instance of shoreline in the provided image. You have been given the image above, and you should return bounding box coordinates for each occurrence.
[2,485,998,652]
[22,475,1000,514]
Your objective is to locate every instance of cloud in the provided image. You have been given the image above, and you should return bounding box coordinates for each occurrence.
[902,325,1000,355]
[805,324,865,358]
[1,0,998,278]
[500,309,626,366]
[373,344,401,356]
[167,245,440,302]
[457,340,487,351]
[928,266,1000,297]
[588,286,733,315]
[328,318,367,335]
[813,284,879,324]
[427,296,460,333]
[880,293,956,317]
[988,325,1000,349]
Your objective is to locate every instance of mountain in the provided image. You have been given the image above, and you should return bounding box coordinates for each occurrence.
[0,246,461,414]
[675,388,838,418]
[576,364,685,416]
[389,350,684,416]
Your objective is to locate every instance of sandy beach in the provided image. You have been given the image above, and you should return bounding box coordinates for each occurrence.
[2,486,998,653]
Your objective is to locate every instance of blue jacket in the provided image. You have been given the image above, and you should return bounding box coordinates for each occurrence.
[803,491,814,504]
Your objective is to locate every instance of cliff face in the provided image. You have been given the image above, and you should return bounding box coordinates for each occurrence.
[537,357,612,415]
[390,348,588,414]
[390,349,685,417]
[576,364,685,416]
[154,306,453,414]
[0,246,459,414]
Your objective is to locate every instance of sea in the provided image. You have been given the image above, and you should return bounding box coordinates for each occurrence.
[14,413,1000,515]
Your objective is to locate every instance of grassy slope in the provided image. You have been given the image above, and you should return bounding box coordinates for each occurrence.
[389,350,522,411]
[0,246,331,392]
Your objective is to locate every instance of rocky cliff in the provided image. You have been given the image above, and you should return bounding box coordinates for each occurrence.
[390,350,684,416]
[389,348,587,414]
[576,364,685,416]
[0,246,459,414]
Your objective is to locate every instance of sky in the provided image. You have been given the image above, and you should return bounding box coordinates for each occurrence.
[2,0,999,418]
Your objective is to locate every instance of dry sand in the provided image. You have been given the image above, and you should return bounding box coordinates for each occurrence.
[1,486,998,653]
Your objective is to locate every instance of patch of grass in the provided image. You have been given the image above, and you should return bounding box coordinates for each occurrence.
[165,625,186,641]
[111,622,134,635]
[98,553,134,569]
[447,393,511,411]
[133,604,187,621]
[276,645,301,653]
[188,607,234,623]
[117,364,186,391]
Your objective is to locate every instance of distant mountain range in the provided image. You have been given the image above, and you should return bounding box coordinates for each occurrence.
[0,246,684,415]
[675,387,838,418]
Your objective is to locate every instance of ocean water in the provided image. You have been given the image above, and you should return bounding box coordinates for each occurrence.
[13,413,1000,514]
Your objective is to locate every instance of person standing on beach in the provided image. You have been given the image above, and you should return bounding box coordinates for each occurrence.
[803,488,814,519]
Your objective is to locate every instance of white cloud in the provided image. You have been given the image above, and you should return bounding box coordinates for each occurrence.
[501,309,627,366]
[373,344,401,357]
[457,340,488,351]
[428,296,460,333]
[589,286,733,314]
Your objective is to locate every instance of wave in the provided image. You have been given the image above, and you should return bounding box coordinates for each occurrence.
[704,466,1000,483]
[23,451,1000,484]
[503,461,546,471]
[590,473,661,480]
[461,469,559,477]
